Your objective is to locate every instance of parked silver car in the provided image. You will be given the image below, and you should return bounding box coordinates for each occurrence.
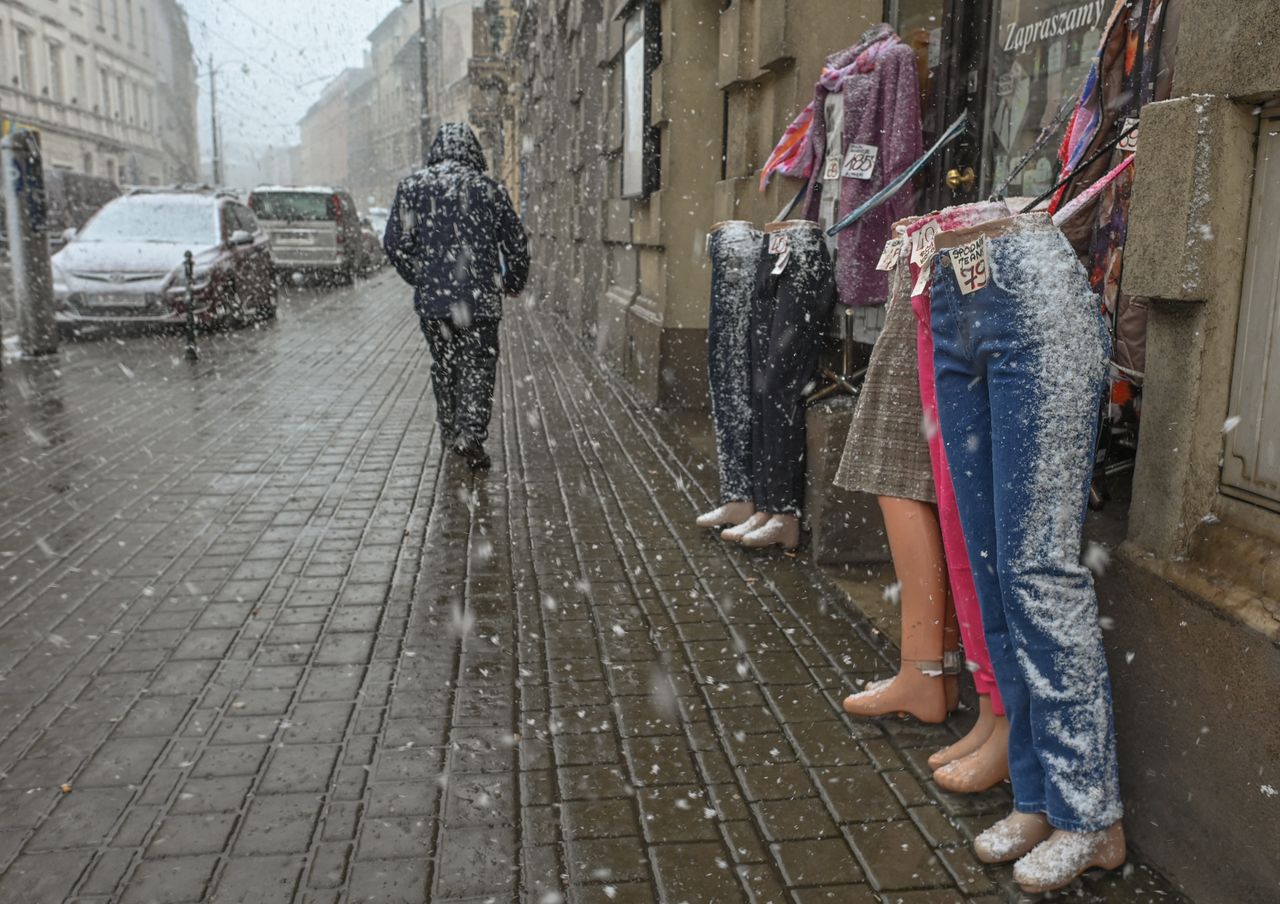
[248,186,365,283]
[51,187,276,334]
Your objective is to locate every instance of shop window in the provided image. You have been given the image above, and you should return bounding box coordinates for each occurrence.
[620,1,661,199]
[981,0,1107,197]
[1222,113,1280,513]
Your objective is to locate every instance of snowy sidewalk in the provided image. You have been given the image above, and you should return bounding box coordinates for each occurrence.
[0,274,1183,902]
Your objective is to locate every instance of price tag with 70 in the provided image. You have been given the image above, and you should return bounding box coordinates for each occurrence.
[948,234,991,295]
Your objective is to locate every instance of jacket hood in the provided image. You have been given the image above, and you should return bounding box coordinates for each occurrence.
[427,123,487,172]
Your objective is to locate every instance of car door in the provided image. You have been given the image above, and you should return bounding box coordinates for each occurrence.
[230,203,271,305]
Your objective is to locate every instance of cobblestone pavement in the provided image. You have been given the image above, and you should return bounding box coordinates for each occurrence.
[0,274,1185,903]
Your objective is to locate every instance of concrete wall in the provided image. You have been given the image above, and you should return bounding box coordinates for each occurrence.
[1119,1,1280,898]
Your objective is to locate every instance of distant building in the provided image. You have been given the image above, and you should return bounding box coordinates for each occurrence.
[298,0,486,211]
[0,0,197,184]
[467,0,521,195]
[297,67,364,188]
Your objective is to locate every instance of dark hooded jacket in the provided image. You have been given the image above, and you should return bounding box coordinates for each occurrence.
[384,123,530,321]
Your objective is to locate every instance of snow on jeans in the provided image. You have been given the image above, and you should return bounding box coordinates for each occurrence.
[929,212,1122,832]
[906,202,1010,716]
[708,221,762,505]
[750,220,835,516]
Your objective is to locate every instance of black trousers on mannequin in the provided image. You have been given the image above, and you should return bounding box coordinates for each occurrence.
[749,221,836,515]
[421,317,500,445]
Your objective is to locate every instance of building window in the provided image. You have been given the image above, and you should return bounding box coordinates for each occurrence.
[99,66,110,114]
[74,56,87,104]
[83,152,93,174]
[116,75,127,120]
[112,0,121,38]
[126,0,134,45]
[140,5,149,56]
[620,2,661,199]
[96,0,105,30]
[16,28,33,93]
[131,82,140,124]
[47,42,65,101]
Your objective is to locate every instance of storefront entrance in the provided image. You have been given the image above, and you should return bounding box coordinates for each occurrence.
[887,0,1109,211]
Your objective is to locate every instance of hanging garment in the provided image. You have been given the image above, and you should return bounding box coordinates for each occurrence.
[707,221,762,506]
[758,24,896,190]
[834,222,935,504]
[803,30,922,308]
[750,221,836,516]
[905,201,1011,714]
[930,212,1121,832]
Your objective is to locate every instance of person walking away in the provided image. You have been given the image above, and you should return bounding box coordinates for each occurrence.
[384,122,530,470]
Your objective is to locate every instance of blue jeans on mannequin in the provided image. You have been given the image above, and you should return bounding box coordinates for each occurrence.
[929,213,1122,833]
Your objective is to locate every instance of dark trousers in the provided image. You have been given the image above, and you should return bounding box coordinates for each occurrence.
[749,223,835,515]
[421,317,500,444]
[708,222,761,505]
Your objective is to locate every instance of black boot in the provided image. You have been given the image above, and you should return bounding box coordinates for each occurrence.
[451,435,491,471]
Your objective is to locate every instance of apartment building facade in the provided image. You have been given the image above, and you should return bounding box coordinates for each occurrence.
[0,0,197,184]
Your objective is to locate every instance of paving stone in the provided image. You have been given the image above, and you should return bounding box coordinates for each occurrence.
[433,826,516,898]
[0,851,93,902]
[650,842,746,903]
[346,859,429,904]
[234,793,323,855]
[118,854,219,904]
[565,837,650,885]
[753,797,840,842]
[147,813,237,856]
[27,787,133,851]
[846,821,953,891]
[814,765,907,823]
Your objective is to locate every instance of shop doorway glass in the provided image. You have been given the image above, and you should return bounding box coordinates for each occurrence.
[981,0,1108,198]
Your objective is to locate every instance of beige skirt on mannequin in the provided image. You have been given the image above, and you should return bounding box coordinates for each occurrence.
[833,249,935,504]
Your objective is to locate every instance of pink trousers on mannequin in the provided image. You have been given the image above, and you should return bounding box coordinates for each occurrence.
[906,203,1009,715]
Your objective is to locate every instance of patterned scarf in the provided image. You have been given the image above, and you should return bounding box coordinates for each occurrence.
[759,30,898,191]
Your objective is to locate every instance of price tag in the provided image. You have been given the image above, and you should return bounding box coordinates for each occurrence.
[948,234,991,295]
[911,259,933,297]
[822,155,842,181]
[909,224,938,267]
[841,144,878,180]
[1118,117,1140,154]
[768,233,791,275]
[875,238,902,272]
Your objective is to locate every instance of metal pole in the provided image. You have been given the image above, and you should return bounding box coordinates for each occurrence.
[209,55,222,184]
[419,0,431,165]
[2,128,58,360]
[183,250,198,360]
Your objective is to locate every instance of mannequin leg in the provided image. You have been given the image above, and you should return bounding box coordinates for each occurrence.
[843,496,953,723]
[933,713,1010,793]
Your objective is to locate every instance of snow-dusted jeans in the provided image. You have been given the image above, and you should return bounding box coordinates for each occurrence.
[708,221,762,505]
[750,220,835,515]
[421,317,500,445]
[930,213,1122,832]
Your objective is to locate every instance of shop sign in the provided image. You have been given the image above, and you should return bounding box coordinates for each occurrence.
[1002,0,1110,54]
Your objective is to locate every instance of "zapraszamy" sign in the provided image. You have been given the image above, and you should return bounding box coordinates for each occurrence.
[1003,0,1108,55]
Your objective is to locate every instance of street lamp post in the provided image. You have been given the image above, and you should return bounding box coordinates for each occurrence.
[405,0,438,166]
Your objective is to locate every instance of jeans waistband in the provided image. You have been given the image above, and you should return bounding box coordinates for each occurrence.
[934,211,1057,252]
[907,201,1012,240]
[710,220,760,236]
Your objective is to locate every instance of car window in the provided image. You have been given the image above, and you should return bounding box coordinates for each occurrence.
[78,198,220,245]
[230,205,258,234]
[250,191,334,222]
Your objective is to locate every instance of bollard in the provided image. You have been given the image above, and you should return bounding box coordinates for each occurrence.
[183,250,198,360]
[2,127,58,360]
